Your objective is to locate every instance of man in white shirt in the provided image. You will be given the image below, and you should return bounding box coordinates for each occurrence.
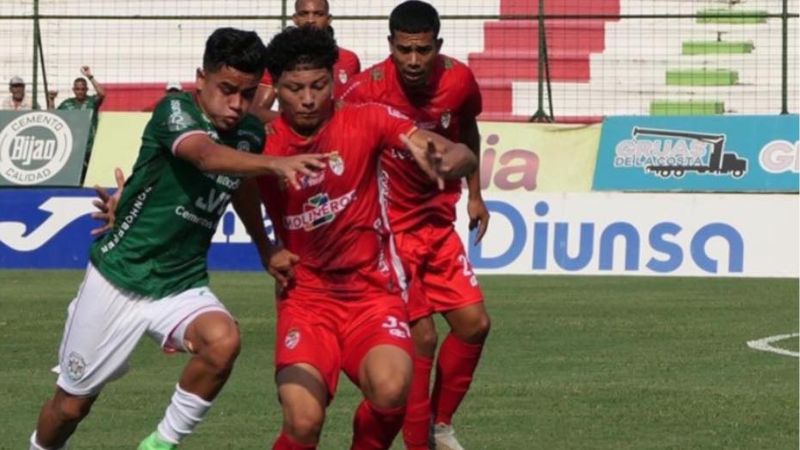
[2,76,32,110]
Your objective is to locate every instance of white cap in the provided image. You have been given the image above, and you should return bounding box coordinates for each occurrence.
[165,80,182,92]
[9,76,24,86]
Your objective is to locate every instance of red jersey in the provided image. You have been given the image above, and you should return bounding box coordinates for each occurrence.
[258,103,416,299]
[261,46,361,99]
[340,55,482,232]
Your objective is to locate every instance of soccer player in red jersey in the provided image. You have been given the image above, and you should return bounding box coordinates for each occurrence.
[340,2,491,449]
[251,0,361,124]
[256,26,477,450]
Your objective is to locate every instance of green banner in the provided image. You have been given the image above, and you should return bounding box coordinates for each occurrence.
[0,111,91,187]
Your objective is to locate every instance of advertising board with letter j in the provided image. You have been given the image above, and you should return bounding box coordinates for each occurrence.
[593,115,799,192]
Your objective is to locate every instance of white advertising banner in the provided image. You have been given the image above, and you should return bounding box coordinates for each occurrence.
[454,192,799,278]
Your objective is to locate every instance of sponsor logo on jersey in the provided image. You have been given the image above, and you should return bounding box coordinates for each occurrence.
[0,112,73,185]
[329,151,345,176]
[284,190,356,231]
[167,99,197,132]
[284,328,300,349]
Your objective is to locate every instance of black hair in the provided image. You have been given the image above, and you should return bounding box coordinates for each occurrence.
[203,27,267,75]
[389,1,440,38]
[264,26,338,81]
[73,77,87,86]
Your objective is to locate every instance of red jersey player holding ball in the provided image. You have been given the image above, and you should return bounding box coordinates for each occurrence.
[340,2,491,449]
[258,26,477,450]
[251,0,361,124]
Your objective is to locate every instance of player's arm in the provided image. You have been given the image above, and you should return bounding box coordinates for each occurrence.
[81,66,106,106]
[461,115,490,243]
[231,179,298,287]
[402,128,477,182]
[174,134,325,190]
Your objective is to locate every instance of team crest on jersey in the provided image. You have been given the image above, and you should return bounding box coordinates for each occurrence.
[284,329,301,350]
[66,351,86,380]
[371,68,383,80]
[443,57,454,69]
[338,69,349,84]
[329,151,345,176]
[440,110,452,129]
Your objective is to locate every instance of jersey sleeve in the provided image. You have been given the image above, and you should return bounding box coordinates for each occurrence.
[365,104,417,152]
[150,95,208,155]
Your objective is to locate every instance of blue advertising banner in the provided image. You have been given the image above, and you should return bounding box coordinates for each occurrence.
[0,188,263,270]
[593,115,799,192]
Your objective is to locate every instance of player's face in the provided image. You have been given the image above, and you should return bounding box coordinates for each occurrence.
[293,0,331,29]
[195,65,260,131]
[276,67,334,136]
[389,31,442,89]
[73,81,88,101]
[9,84,25,101]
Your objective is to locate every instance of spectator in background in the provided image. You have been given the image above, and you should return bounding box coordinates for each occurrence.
[58,66,106,160]
[165,80,183,95]
[2,76,32,110]
[46,88,59,110]
[250,0,361,124]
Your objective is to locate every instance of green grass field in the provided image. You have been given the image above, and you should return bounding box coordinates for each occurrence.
[1,271,797,449]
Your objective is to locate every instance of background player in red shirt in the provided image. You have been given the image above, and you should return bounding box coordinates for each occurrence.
[340,2,491,449]
[251,0,361,124]
[256,26,477,450]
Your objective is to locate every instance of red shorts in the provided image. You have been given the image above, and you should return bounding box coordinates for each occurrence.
[274,291,413,400]
[394,224,484,322]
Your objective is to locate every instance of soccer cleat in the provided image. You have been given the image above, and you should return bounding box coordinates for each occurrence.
[432,423,466,450]
[137,432,177,450]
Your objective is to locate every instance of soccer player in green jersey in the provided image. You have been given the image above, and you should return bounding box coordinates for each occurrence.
[57,66,106,157]
[29,28,326,450]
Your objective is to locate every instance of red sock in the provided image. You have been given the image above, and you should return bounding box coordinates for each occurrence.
[431,333,484,425]
[350,400,405,450]
[402,355,434,450]
[273,431,317,450]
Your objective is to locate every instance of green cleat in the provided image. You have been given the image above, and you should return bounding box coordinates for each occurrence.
[137,432,177,450]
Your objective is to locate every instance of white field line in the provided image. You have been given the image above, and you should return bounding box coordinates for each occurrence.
[746,333,800,358]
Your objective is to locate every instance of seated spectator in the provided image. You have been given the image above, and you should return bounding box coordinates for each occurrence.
[2,76,32,110]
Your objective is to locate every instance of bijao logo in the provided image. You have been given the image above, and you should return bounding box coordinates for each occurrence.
[0,112,73,185]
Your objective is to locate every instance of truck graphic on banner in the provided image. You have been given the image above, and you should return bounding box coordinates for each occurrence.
[634,127,748,179]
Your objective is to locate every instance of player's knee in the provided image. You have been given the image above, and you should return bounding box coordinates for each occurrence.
[52,395,93,423]
[455,312,491,344]
[285,409,324,443]
[201,331,241,375]
[413,327,438,355]
[366,371,409,409]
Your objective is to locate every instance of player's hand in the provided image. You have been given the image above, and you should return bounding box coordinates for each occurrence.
[80,66,93,77]
[265,246,299,288]
[400,134,445,190]
[90,168,126,236]
[467,196,490,245]
[267,154,327,190]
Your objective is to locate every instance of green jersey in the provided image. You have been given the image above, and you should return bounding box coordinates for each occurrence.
[58,95,101,151]
[89,92,265,298]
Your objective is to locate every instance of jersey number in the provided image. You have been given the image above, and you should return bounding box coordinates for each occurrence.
[382,315,411,339]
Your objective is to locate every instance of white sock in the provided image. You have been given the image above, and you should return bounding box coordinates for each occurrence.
[30,431,68,450]
[156,384,213,444]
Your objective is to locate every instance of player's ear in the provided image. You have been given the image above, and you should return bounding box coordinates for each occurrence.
[387,35,393,51]
[436,38,443,52]
[195,68,206,91]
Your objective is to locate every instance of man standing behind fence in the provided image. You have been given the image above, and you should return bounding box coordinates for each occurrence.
[58,66,106,155]
[251,0,361,124]
[2,76,32,110]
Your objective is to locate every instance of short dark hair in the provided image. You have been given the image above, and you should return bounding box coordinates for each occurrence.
[389,1,440,38]
[203,27,266,75]
[73,78,87,86]
[294,0,329,12]
[264,26,338,81]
